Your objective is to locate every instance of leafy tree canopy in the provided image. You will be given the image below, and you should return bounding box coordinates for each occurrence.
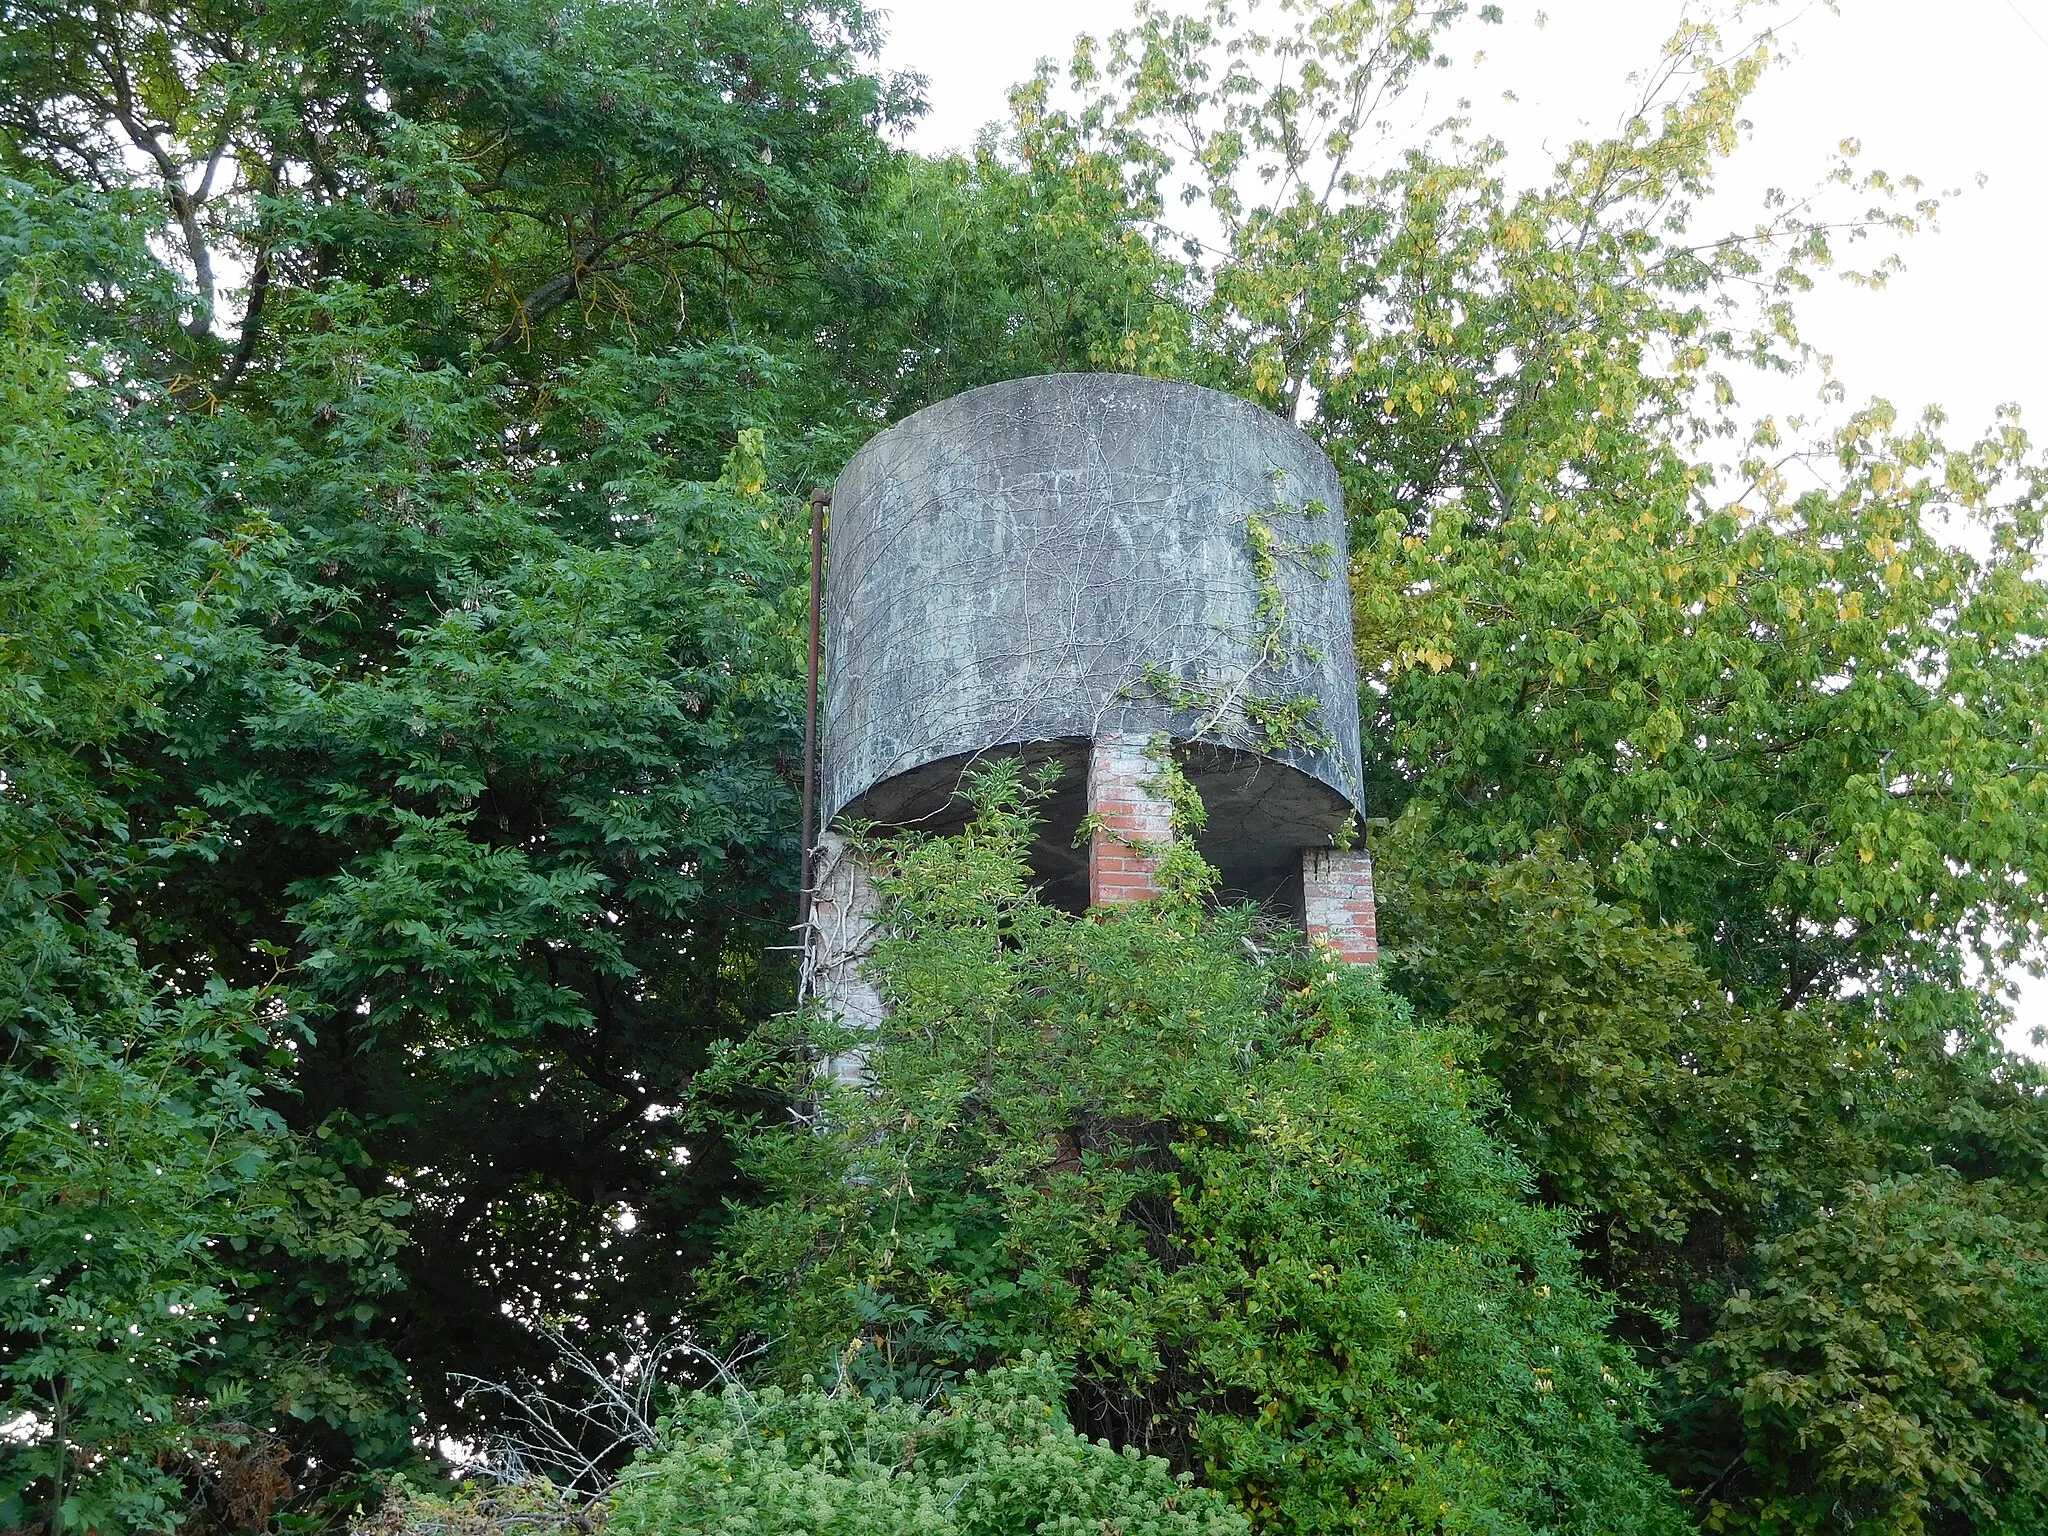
[4,0,2047,1532]
[714,765,1689,1536]
[998,5,2048,1527]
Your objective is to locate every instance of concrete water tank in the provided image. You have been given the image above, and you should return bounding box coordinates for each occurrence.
[817,373,1370,923]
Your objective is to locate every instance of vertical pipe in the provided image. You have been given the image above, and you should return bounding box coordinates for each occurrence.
[799,488,829,929]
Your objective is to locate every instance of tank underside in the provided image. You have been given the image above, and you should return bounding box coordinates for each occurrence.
[839,737,1354,915]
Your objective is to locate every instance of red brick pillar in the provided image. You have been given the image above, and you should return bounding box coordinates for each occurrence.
[1087,732,1174,907]
[1303,848,1377,965]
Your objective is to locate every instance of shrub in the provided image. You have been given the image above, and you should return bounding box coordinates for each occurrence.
[605,1357,1244,1536]
[710,763,1689,1535]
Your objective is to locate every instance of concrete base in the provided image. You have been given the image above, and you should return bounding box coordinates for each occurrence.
[804,832,885,1087]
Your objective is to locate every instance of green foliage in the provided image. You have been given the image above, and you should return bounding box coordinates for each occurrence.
[0,0,924,1483]
[1354,400,2048,1046]
[1700,1174,2048,1536]
[0,968,410,1536]
[353,1476,595,1536]
[3,968,270,1536]
[9,0,2048,1528]
[602,1358,1247,1536]
[0,256,412,1532]
[350,1363,1244,1536]
[0,0,1183,1506]
[1032,2,2048,1050]
[1378,797,2048,1535]
[1005,7,2048,1530]
[828,127,1194,424]
[0,0,904,382]
[1380,813,1857,1290]
[714,767,1684,1536]
[135,361,814,1450]
[0,258,153,902]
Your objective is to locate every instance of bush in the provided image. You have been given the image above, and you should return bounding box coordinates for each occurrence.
[1698,1172,2048,1535]
[606,1357,1244,1536]
[353,1476,595,1536]
[710,762,1689,1535]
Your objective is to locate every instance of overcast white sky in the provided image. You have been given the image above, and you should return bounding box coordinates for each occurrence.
[873,0,2048,1056]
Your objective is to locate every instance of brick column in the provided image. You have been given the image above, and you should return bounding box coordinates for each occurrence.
[1087,732,1174,907]
[1303,847,1377,965]
[805,831,886,1087]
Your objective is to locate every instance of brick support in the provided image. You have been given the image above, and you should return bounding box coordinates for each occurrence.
[1303,847,1378,965]
[805,831,886,1087]
[1087,732,1174,907]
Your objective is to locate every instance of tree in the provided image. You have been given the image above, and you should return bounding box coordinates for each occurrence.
[0,0,911,1471]
[713,764,1687,1536]
[0,242,411,1533]
[9,0,2048,1528]
[0,0,1190,1504]
[994,3,2048,1528]
[1700,1173,2048,1534]
[1376,819,2048,1531]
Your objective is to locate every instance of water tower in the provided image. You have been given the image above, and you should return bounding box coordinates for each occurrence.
[804,374,1375,1032]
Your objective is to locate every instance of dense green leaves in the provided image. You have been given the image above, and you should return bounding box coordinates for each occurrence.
[1702,1174,2048,1535]
[364,1360,1249,1536]
[0,0,905,1517]
[1355,402,2048,1044]
[1000,7,2048,1530]
[7,0,2048,1530]
[131,371,816,1451]
[1,0,1179,1510]
[0,971,411,1536]
[608,1359,1249,1536]
[1377,815,2048,1527]
[0,256,154,895]
[0,249,412,1532]
[715,769,1685,1536]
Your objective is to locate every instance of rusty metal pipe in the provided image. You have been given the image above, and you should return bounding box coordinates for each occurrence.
[798,488,829,929]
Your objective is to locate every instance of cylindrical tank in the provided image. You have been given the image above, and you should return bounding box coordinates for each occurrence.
[822,374,1363,910]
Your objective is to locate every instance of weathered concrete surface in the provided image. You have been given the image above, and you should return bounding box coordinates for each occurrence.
[822,374,1365,898]
[804,832,884,1088]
